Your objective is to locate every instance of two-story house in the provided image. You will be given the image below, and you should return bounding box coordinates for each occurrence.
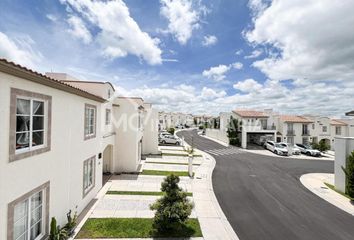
[0,59,107,240]
[277,115,313,145]
[232,109,277,149]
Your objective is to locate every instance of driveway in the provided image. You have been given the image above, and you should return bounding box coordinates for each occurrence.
[177,130,354,240]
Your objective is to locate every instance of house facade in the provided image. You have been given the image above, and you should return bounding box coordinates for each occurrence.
[0,60,159,240]
[277,115,313,145]
[0,60,107,240]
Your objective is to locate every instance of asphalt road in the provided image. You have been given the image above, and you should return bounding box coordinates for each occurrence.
[177,130,354,240]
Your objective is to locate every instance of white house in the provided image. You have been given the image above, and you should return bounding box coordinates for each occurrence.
[142,103,159,155]
[0,60,107,240]
[277,115,313,145]
[232,109,277,149]
[113,97,145,173]
[0,60,160,240]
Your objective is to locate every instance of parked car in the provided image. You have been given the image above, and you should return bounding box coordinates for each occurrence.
[159,135,181,145]
[265,141,288,156]
[278,142,301,155]
[294,143,321,157]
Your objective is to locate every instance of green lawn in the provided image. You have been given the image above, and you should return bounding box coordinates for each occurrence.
[75,218,202,238]
[141,170,193,177]
[107,190,193,197]
[146,161,201,166]
[324,183,354,200]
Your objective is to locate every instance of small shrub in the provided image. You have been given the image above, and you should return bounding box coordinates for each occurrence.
[49,217,68,240]
[168,127,175,135]
[342,151,354,198]
[198,125,204,130]
[150,174,194,232]
[64,210,78,236]
[229,137,240,146]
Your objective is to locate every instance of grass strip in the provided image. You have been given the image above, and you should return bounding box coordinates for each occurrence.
[106,190,193,197]
[141,170,192,177]
[324,183,354,200]
[75,218,202,238]
[146,161,201,166]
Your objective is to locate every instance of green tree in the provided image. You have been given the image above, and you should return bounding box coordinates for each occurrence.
[150,174,194,232]
[167,127,175,135]
[317,139,331,152]
[227,117,240,146]
[342,151,354,199]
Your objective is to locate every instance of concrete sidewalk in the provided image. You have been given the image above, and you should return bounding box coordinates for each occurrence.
[300,173,354,216]
[73,143,239,240]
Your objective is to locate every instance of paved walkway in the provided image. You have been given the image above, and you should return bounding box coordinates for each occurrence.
[73,143,238,240]
[300,173,354,216]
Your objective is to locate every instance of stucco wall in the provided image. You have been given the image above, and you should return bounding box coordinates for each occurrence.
[334,137,354,192]
[205,128,229,144]
[0,72,103,239]
[143,107,159,155]
[113,98,142,172]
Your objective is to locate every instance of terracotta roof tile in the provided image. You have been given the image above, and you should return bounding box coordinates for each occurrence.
[233,109,269,118]
[330,119,348,126]
[280,115,313,123]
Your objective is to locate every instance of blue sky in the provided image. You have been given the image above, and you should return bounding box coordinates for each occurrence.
[1,0,354,117]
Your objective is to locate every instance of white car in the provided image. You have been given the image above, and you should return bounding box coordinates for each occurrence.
[159,132,172,138]
[278,143,301,155]
[159,135,181,145]
[265,141,288,156]
[294,143,321,157]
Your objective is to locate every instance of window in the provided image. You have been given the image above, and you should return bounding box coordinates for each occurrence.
[322,126,327,132]
[335,126,341,135]
[302,137,309,145]
[83,156,95,197]
[10,88,51,162]
[287,137,294,145]
[8,182,49,240]
[107,89,111,98]
[105,109,111,125]
[16,98,45,151]
[84,104,96,140]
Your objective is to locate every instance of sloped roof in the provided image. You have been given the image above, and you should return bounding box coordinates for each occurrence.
[330,119,348,126]
[0,59,106,103]
[233,109,269,118]
[279,115,313,123]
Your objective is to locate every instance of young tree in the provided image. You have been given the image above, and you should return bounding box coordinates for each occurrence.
[150,174,194,232]
[227,117,240,146]
[342,151,354,199]
[167,127,175,135]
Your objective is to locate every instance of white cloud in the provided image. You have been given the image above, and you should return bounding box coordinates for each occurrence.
[202,35,217,46]
[160,0,207,45]
[46,14,58,22]
[61,0,162,65]
[203,62,243,81]
[232,62,243,69]
[235,49,243,55]
[67,15,92,44]
[244,49,262,59]
[0,32,42,68]
[203,64,230,81]
[245,0,354,82]
[233,78,262,92]
[201,87,226,99]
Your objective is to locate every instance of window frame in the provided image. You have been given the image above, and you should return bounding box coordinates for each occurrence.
[82,156,96,198]
[7,181,50,240]
[335,126,341,135]
[105,109,111,125]
[9,88,52,162]
[84,104,97,140]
